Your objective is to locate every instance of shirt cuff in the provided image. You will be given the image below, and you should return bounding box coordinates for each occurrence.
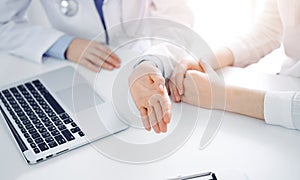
[44,35,75,60]
[134,55,165,77]
[292,92,300,130]
[264,91,296,129]
[226,40,251,67]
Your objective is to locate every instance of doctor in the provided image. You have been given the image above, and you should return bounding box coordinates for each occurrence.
[0,0,193,72]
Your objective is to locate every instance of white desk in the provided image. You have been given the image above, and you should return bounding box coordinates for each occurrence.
[1,52,300,180]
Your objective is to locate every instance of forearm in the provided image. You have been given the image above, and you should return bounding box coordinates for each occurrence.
[225,85,265,120]
[0,0,63,62]
[213,47,235,69]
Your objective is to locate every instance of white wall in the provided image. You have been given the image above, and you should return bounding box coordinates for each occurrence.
[187,0,262,48]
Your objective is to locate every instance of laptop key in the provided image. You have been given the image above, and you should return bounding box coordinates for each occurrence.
[57,125,66,131]
[25,123,34,130]
[44,121,53,127]
[35,137,44,144]
[59,113,69,120]
[2,90,10,97]
[10,111,15,116]
[0,92,4,101]
[71,127,80,133]
[21,128,27,134]
[63,118,73,124]
[38,127,47,133]
[61,129,75,141]
[38,142,49,152]
[27,138,33,143]
[15,119,21,124]
[16,111,25,117]
[51,116,59,122]
[35,123,44,129]
[30,143,37,148]
[41,104,49,109]
[12,115,18,121]
[54,135,66,145]
[48,126,56,132]
[37,113,46,118]
[45,137,54,143]
[42,132,51,138]
[48,141,58,148]
[71,122,77,127]
[78,131,85,137]
[41,117,50,122]
[33,148,40,154]
[32,80,43,87]
[28,114,37,120]
[42,92,65,114]
[31,133,41,139]
[51,130,60,136]
[23,120,31,125]
[32,119,41,125]
[47,112,56,117]
[28,128,37,134]
[54,120,63,126]
[26,110,35,116]
[24,133,30,138]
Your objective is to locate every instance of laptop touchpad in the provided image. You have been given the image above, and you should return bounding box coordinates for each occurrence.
[55,83,104,113]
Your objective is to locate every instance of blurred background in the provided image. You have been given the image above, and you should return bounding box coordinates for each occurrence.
[27,0,283,74]
[188,0,264,48]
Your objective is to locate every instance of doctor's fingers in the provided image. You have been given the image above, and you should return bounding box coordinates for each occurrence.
[148,106,161,133]
[139,107,151,131]
[84,53,115,70]
[152,100,167,133]
[87,47,119,68]
[79,58,101,72]
[168,80,181,103]
[92,43,121,67]
[170,64,187,96]
[149,93,170,130]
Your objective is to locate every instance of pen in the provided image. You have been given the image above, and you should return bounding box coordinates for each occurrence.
[167,171,217,180]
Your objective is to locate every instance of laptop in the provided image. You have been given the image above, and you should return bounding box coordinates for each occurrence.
[0,66,128,164]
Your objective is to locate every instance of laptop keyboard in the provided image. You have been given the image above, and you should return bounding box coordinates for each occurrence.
[0,80,85,154]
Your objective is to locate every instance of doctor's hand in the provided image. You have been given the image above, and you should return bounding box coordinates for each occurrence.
[66,38,121,72]
[129,61,172,133]
[168,59,204,103]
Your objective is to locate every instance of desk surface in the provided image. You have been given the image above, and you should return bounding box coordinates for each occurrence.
[1,52,300,180]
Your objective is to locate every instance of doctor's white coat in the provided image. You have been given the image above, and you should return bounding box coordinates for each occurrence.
[0,0,193,76]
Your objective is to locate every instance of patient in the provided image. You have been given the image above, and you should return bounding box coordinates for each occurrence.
[129,0,300,133]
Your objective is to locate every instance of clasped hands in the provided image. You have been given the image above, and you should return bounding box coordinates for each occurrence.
[129,58,221,134]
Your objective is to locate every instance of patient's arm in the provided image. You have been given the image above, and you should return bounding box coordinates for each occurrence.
[129,61,172,133]
[182,70,265,119]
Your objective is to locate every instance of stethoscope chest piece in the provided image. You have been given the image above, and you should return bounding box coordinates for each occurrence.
[60,0,79,17]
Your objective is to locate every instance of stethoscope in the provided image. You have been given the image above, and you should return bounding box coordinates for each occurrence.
[60,0,79,17]
[60,0,146,43]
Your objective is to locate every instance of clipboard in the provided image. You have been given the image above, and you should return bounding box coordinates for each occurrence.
[167,172,217,180]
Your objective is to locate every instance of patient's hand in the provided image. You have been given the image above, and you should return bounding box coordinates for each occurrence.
[129,61,171,133]
[181,70,224,110]
[168,59,204,103]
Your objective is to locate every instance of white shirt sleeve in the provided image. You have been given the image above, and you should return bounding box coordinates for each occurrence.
[226,0,283,67]
[135,0,194,78]
[264,91,300,130]
[0,0,64,63]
